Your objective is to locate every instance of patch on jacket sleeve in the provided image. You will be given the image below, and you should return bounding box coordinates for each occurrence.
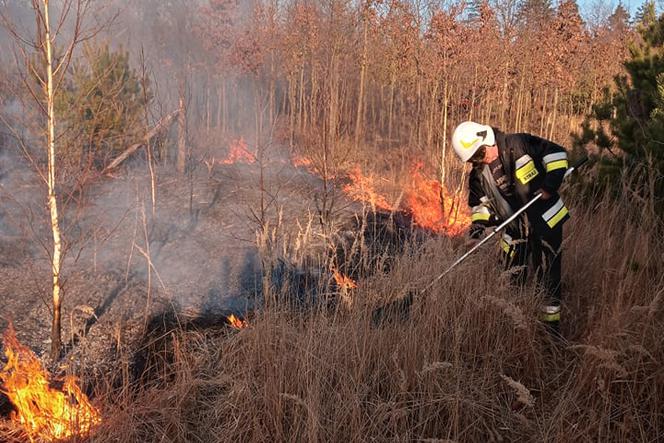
[514,154,538,185]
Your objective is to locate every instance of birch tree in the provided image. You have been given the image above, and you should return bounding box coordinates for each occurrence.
[0,0,94,360]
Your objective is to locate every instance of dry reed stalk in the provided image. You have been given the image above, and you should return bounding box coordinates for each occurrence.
[648,288,663,319]
[418,361,453,378]
[500,374,535,408]
[570,344,628,378]
[482,295,529,330]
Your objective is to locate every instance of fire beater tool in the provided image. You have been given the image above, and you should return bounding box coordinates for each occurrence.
[372,156,588,325]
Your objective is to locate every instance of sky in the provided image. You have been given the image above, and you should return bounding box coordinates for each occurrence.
[577,0,662,23]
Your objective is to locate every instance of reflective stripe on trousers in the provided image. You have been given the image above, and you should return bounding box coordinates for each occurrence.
[539,305,560,323]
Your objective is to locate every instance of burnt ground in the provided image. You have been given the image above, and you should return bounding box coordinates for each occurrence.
[0,134,458,442]
[0,146,336,375]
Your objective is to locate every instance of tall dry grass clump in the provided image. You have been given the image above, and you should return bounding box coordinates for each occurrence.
[4,183,662,442]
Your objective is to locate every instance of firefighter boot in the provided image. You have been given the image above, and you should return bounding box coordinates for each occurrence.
[539,304,561,338]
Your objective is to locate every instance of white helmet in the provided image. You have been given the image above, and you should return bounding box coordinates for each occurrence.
[451,121,495,162]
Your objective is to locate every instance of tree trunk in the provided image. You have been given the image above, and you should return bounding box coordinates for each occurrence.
[288,73,296,147]
[388,71,395,144]
[269,51,276,126]
[499,65,509,127]
[103,111,179,174]
[469,66,478,121]
[540,88,548,135]
[205,74,210,132]
[480,82,494,125]
[439,80,449,210]
[298,62,305,131]
[427,79,439,149]
[354,9,369,148]
[222,80,227,132]
[177,91,186,175]
[310,56,318,132]
[515,74,525,132]
[328,54,339,146]
[43,0,63,361]
[416,72,422,147]
[548,88,559,140]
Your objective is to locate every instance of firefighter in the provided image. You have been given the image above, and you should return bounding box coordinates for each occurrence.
[451,121,569,332]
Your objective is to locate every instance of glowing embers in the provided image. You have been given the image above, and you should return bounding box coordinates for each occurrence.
[226,314,248,330]
[221,137,256,165]
[332,268,358,290]
[0,324,101,442]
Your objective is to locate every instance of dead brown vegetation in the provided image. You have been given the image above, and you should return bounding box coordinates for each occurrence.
[2,182,652,443]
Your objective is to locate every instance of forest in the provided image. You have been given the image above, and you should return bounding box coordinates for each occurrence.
[0,0,663,441]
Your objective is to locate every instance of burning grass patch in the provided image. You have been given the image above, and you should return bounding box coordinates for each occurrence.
[0,323,101,442]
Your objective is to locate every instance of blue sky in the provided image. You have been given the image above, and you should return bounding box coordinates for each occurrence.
[577,0,661,22]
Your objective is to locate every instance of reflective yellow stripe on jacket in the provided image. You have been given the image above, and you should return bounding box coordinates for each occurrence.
[542,198,568,228]
[543,152,568,172]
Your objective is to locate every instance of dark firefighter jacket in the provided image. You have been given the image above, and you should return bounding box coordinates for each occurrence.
[467,130,570,239]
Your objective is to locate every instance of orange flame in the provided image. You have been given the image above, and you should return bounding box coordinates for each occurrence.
[227,314,248,330]
[221,137,256,164]
[288,154,471,236]
[291,155,313,169]
[342,166,394,211]
[0,324,101,442]
[332,269,358,290]
[404,163,471,236]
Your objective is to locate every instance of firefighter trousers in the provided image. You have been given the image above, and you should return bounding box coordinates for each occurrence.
[504,224,563,306]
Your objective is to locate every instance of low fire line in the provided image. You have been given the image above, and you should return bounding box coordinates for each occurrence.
[0,323,101,442]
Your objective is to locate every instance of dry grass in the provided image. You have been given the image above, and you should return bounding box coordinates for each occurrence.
[3,185,664,442]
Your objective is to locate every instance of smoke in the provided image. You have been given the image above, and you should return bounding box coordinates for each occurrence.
[0,0,317,323]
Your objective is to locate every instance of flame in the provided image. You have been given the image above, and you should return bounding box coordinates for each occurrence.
[342,166,395,211]
[332,269,358,290]
[290,154,339,178]
[227,314,248,330]
[221,137,256,164]
[291,155,313,169]
[288,154,471,236]
[0,324,101,442]
[290,154,319,176]
[404,162,471,236]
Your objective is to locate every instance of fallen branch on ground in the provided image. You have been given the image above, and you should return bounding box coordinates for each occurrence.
[102,110,179,174]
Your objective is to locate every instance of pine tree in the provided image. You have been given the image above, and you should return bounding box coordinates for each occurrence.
[57,44,150,170]
[575,11,664,211]
[609,2,630,34]
[635,0,657,28]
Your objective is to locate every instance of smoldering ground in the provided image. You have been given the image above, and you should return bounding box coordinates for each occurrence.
[0,131,336,361]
